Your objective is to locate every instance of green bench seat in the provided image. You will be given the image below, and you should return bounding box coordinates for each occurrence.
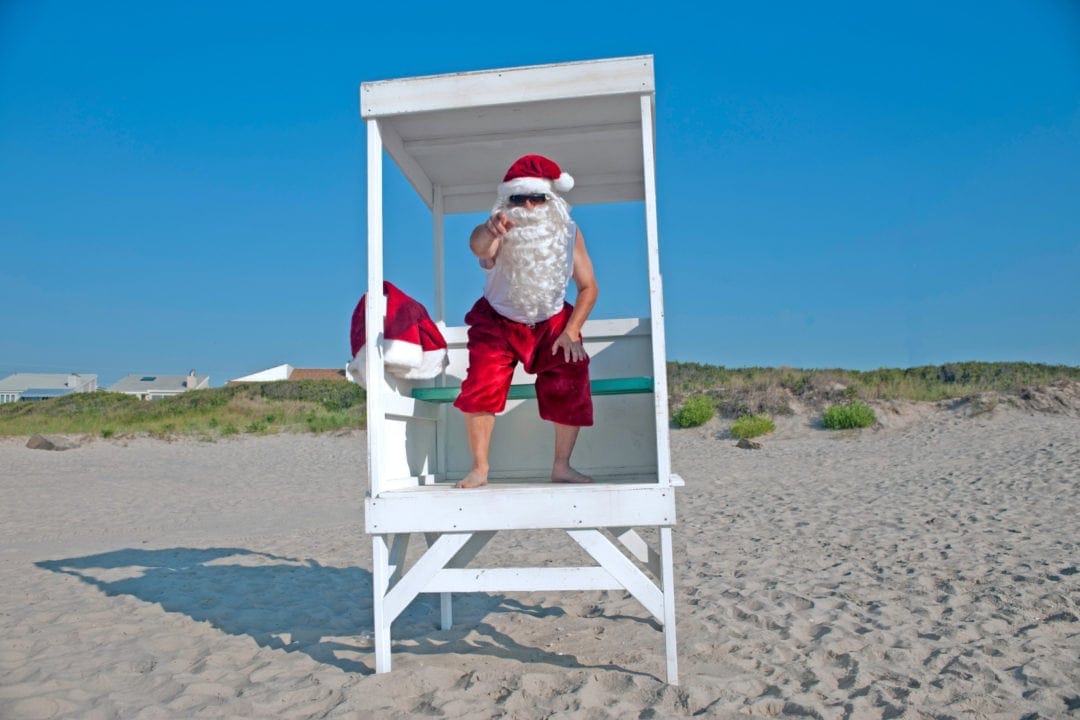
[410,376,654,403]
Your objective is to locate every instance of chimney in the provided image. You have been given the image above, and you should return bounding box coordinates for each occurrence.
[186,369,197,389]
[66,373,79,388]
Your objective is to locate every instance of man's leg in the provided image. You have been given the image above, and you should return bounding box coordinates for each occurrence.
[453,299,519,490]
[458,412,496,488]
[552,422,592,484]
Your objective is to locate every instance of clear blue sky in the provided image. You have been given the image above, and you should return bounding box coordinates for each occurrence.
[2,1,1078,387]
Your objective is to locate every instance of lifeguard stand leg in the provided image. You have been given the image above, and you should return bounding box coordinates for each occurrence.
[372,535,392,673]
[660,527,678,684]
[426,533,454,629]
[439,593,452,630]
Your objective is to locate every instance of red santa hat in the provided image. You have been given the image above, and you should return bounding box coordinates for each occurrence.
[347,281,447,387]
[497,154,575,199]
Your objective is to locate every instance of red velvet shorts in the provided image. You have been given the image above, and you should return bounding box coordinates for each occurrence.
[453,298,593,426]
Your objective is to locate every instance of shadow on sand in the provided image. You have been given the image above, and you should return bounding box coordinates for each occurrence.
[36,547,653,679]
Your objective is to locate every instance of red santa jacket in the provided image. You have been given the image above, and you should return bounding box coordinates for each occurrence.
[348,281,447,386]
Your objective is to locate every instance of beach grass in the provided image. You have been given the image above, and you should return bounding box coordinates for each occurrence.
[729,414,777,439]
[667,360,1080,418]
[671,395,716,428]
[0,380,365,438]
[822,400,877,430]
[2,362,1077,437]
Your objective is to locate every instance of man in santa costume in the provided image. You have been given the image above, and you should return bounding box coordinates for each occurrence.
[452,154,599,489]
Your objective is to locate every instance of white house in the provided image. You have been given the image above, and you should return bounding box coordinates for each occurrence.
[108,371,209,400]
[0,373,98,404]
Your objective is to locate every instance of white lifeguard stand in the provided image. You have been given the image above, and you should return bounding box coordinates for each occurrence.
[360,55,680,683]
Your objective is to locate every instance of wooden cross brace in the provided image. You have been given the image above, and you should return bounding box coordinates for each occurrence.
[369,526,678,683]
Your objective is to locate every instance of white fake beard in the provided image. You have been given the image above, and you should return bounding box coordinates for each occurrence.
[495,196,573,323]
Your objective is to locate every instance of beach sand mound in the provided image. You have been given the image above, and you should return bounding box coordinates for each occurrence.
[25,434,80,451]
[1,400,1078,718]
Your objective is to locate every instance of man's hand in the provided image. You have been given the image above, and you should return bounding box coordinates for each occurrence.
[485,211,514,239]
[471,212,515,268]
[552,331,587,362]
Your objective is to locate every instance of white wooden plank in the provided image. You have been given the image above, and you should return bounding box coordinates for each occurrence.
[366,119,386,498]
[383,533,472,624]
[446,530,496,569]
[372,535,391,673]
[387,533,410,588]
[428,567,620,593]
[639,94,673,487]
[610,527,661,579]
[405,122,642,155]
[376,477,422,493]
[378,121,434,208]
[366,485,675,534]
[440,592,453,631]
[441,467,660,483]
[361,56,654,117]
[431,175,449,476]
[439,317,649,347]
[432,187,445,323]
[567,529,663,621]
[660,527,679,685]
[422,533,454,630]
[430,529,496,629]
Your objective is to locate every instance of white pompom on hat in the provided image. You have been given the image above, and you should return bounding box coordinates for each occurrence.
[497,154,574,199]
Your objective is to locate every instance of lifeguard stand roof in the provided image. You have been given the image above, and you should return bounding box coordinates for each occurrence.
[360,55,654,214]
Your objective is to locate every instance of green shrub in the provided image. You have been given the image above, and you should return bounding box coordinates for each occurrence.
[305,412,355,433]
[253,380,365,410]
[245,420,270,434]
[672,395,715,428]
[730,414,776,439]
[822,401,876,429]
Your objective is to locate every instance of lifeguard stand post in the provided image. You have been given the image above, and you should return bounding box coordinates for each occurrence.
[360,55,681,683]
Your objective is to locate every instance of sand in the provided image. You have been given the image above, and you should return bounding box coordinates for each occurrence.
[0,401,1077,719]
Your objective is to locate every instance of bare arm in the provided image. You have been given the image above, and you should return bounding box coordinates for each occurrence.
[469,212,514,269]
[552,227,599,361]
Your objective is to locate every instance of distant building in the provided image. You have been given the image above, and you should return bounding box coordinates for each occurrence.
[108,370,209,400]
[227,364,346,385]
[0,373,99,404]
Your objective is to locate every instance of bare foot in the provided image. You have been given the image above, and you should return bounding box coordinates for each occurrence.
[455,470,489,489]
[551,467,593,484]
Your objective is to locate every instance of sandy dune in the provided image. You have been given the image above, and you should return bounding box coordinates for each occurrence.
[1,400,1077,718]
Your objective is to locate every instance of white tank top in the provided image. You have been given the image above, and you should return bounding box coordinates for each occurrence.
[483,222,576,324]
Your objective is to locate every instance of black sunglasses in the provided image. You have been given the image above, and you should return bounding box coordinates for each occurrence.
[508,194,548,206]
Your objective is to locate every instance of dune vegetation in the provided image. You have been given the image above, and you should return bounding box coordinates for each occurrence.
[1,362,1077,438]
[0,380,365,439]
[667,360,1080,419]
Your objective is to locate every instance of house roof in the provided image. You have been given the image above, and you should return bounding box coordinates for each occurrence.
[0,373,98,392]
[289,368,347,381]
[108,374,208,393]
[227,365,347,385]
[360,55,654,214]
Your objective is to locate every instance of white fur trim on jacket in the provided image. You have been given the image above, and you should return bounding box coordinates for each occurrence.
[346,342,446,388]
